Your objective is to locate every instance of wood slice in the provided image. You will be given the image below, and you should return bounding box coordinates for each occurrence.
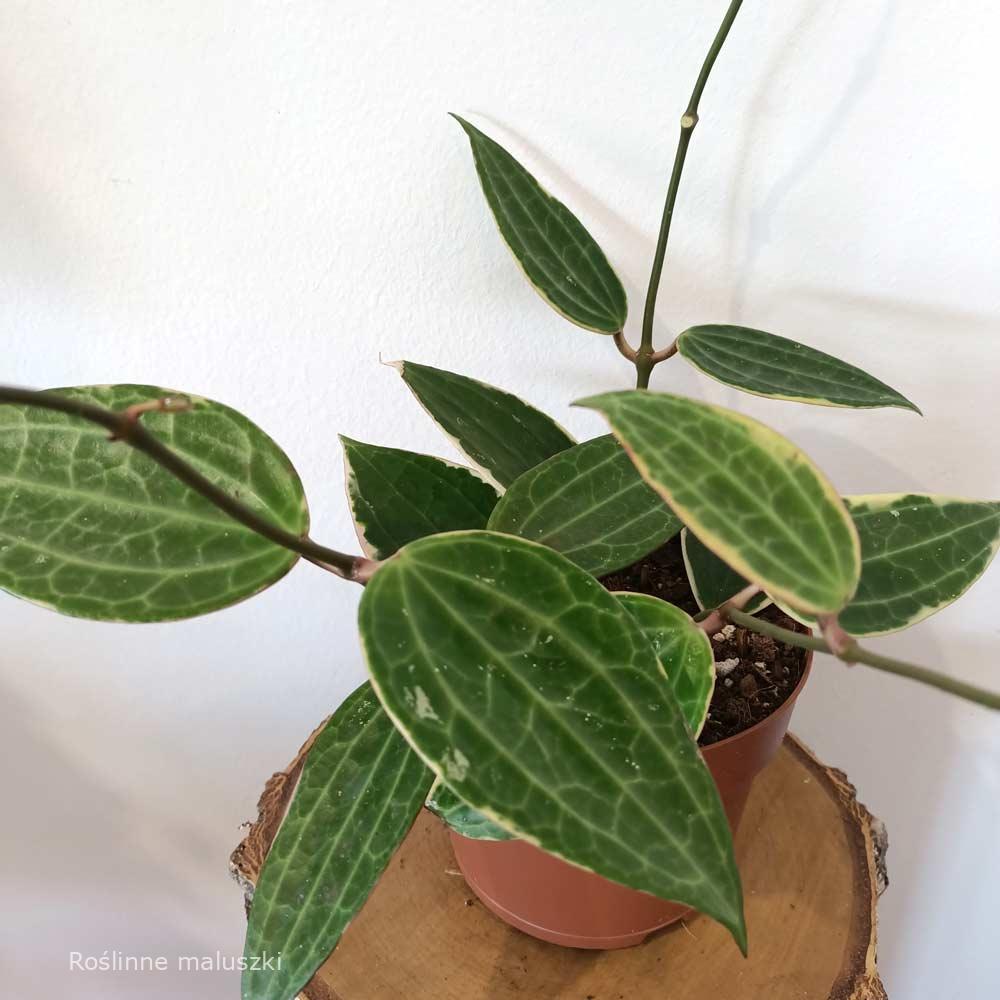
[232,734,888,1000]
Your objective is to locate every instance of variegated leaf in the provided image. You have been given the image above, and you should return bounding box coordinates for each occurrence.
[454,116,627,333]
[0,384,307,622]
[394,361,574,488]
[677,325,920,413]
[488,435,681,575]
[425,777,514,841]
[242,684,432,1000]
[342,437,498,559]
[577,390,860,616]
[358,530,746,951]
[615,592,715,736]
[780,495,1000,636]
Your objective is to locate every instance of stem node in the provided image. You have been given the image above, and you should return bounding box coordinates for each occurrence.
[110,397,193,442]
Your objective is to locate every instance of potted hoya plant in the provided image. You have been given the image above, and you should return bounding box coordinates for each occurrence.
[2,2,998,999]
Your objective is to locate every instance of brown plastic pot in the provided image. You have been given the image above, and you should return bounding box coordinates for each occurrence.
[449,653,812,950]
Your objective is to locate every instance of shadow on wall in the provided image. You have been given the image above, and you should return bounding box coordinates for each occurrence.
[724,0,898,318]
[685,281,998,453]
[782,285,998,429]
[0,681,242,1000]
[782,418,999,995]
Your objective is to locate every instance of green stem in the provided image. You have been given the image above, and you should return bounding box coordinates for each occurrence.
[0,385,373,583]
[726,608,1000,711]
[635,0,745,389]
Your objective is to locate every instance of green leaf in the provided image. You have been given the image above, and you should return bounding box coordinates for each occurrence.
[359,530,746,951]
[614,592,715,737]
[426,777,515,841]
[394,360,574,488]
[0,384,308,622]
[453,115,627,334]
[242,683,432,1000]
[576,391,860,616]
[342,437,499,560]
[487,435,682,575]
[677,325,921,413]
[681,528,772,615]
[781,495,1000,637]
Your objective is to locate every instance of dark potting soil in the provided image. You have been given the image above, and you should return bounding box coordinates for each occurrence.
[601,534,809,747]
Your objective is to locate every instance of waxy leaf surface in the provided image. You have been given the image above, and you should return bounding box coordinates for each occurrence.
[243,683,432,1000]
[426,778,515,841]
[678,325,920,413]
[342,437,498,559]
[615,592,715,737]
[578,391,860,615]
[488,435,681,575]
[0,384,307,622]
[359,530,745,950]
[454,116,627,333]
[395,361,574,488]
[782,495,1000,636]
[681,528,771,615]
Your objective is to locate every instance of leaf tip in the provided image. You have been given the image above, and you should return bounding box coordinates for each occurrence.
[449,112,474,136]
[571,391,619,413]
[734,917,749,957]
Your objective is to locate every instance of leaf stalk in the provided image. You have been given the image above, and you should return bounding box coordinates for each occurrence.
[0,385,373,583]
[725,607,1000,712]
[697,583,761,635]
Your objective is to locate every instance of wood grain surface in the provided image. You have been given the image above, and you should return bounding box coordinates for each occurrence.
[232,734,887,1000]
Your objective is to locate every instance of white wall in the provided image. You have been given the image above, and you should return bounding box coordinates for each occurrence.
[2,2,998,997]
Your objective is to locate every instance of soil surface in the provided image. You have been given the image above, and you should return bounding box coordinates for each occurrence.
[601,535,809,746]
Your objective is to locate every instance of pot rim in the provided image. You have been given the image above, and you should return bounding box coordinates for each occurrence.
[699,647,813,754]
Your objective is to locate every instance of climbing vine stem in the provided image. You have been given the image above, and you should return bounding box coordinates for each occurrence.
[625,0,746,388]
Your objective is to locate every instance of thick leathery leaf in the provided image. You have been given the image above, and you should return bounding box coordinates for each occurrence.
[242,683,432,1000]
[453,115,627,333]
[615,592,715,737]
[426,777,515,841]
[342,437,498,559]
[394,360,574,487]
[577,391,860,615]
[678,325,921,413]
[359,530,746,951]
[781,495,1000,637]
[488,435,682,575]
[0,384,307,622]
[681,528,771,615]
